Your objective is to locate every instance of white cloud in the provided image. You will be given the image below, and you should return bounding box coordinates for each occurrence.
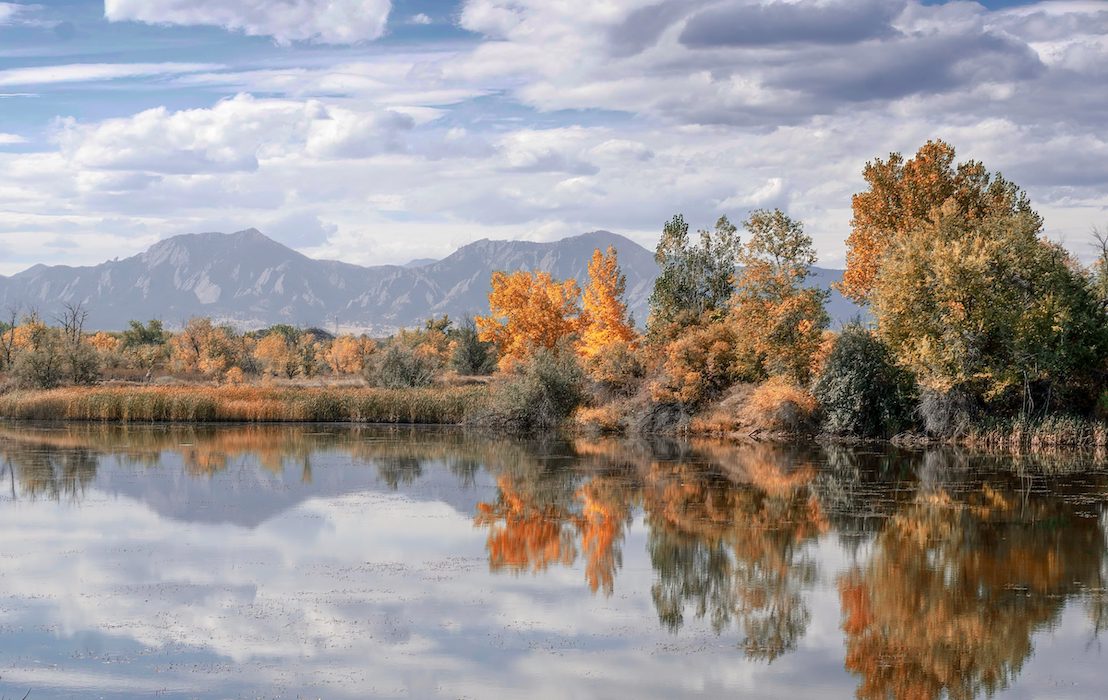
[53,94,414,174]
[0,132,26,145]
[409,13,432,25]
[0,62,222,87]
[104,0,392,45]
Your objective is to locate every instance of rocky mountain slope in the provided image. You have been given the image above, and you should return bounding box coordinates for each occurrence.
[0,228,863,332]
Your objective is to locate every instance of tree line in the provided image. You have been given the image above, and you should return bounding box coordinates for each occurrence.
[2,139,1107,439]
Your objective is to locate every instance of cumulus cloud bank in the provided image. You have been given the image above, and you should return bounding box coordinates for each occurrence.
[104,0,393,44]
[0,0,1105,274]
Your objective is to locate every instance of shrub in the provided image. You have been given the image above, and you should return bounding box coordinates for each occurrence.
[917,387,977,438]
[11,328,65,390]
[585,339,644,397]
[481,346,585,431]
[813,326,915,438]
[650,319,741,407]
[739,377,819,434]
[66,343,102,386]
[366,343,440,388]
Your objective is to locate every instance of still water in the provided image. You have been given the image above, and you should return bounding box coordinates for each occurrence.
[0,423,1105,699]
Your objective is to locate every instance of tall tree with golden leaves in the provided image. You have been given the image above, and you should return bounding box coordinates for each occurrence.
[841,139,1037,303]
[578,246,636,360]
[476,270,582,370]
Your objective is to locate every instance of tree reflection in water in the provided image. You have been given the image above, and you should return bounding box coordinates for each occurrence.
[1,423,1106,696]
[643,445,826,661]
[838,450,1108,700]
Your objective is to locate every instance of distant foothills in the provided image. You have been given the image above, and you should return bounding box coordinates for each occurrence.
[0,228,863,333]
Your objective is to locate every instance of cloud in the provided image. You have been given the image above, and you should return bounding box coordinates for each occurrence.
[53,94,415,174]
[0,132,26,145]
[680,0,904,48]
[409,13,432,26]
[0,62,221,87]
[104,0,392,45]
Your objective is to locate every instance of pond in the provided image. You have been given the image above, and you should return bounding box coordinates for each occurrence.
[0,423,1105,699]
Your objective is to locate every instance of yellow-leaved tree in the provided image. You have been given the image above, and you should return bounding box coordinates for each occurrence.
[841,139,1035,303]
[476,270,582,370]
[578,246,636,360]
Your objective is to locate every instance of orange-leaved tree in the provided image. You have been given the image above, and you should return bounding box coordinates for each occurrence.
[476,270,583,370]
[578,246,636,360]
[841,139,1036,303]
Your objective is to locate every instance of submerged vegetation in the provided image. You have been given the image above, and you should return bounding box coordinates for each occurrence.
[1,139,1106,447]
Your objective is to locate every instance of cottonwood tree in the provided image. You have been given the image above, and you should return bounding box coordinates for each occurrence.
[873,201,1107,419]
[648,214,742,336]
[476,270,582,370]
[842,139,1036,303]
[731,209,828,384]
[54,302,100,385]
[578,246,636,360]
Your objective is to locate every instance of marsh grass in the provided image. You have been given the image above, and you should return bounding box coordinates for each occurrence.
[964,415,1108,449]
[0,385,487,424]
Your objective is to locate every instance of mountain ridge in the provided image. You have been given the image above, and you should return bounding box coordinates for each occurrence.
[0,229,863,332]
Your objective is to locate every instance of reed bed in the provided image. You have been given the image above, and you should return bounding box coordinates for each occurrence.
[0,385,489,424]
[963,415,1108,449]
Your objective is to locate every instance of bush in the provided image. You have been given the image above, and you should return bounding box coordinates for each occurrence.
[585,339,644,397]
[11,330,65,390]
[481,346,585,431]
[365,343,440,388]
[451,317,497,375]
[739,377,819,434]
[918,387,977,438]
[813,326,915,438]
[650,319,742,407]
[66,343,102,386]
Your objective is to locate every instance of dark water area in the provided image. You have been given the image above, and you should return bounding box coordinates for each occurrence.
[0,422,1105,699]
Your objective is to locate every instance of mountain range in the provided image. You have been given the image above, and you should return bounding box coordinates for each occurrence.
[0,229,864,333]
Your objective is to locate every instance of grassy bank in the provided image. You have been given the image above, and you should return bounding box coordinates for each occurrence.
[0,385,489,424]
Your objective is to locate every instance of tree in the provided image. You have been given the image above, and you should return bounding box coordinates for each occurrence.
[813,326,916,437]
[169,317,240,378]
[476,270,583,371]
[578,246,637,360]
[873,202,1107,418]
[1093,226,1108,311]
[121,319,166,348]
[10,322,64,389]
[254,332,299,378]
[0,304,18,372]
[648,214,742,336]
[325,334,374,375]
[451,316,497,376]
[841,139,1037,303]
[731,209,829,384]
[54,302,99,385]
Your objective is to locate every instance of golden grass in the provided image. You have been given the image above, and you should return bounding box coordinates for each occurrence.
[0,385,488,424]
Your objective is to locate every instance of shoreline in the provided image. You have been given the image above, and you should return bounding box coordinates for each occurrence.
[2,385,1106,460]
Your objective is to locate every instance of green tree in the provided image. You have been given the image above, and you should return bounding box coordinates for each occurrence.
[814,326,916,437]
[873,201,1107,420]
[121,319,167,348]
[451,316,497,375]
[648,214,742,336]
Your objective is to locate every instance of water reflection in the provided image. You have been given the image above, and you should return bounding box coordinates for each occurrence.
[0,423,1106,699]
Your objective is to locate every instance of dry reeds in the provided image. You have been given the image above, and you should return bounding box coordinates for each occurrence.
[0,385,488,424]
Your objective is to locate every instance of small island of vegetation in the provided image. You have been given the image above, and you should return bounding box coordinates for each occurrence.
[3,139,1107,449]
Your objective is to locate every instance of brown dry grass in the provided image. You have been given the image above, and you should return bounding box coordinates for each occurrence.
[0,385,488,424]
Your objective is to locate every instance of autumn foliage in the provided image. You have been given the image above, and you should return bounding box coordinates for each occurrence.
[841,139,1036,303]
[578,246,636,359]
[476,270,583,370]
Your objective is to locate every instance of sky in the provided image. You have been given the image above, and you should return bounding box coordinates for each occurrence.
[0,0,1106,275]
